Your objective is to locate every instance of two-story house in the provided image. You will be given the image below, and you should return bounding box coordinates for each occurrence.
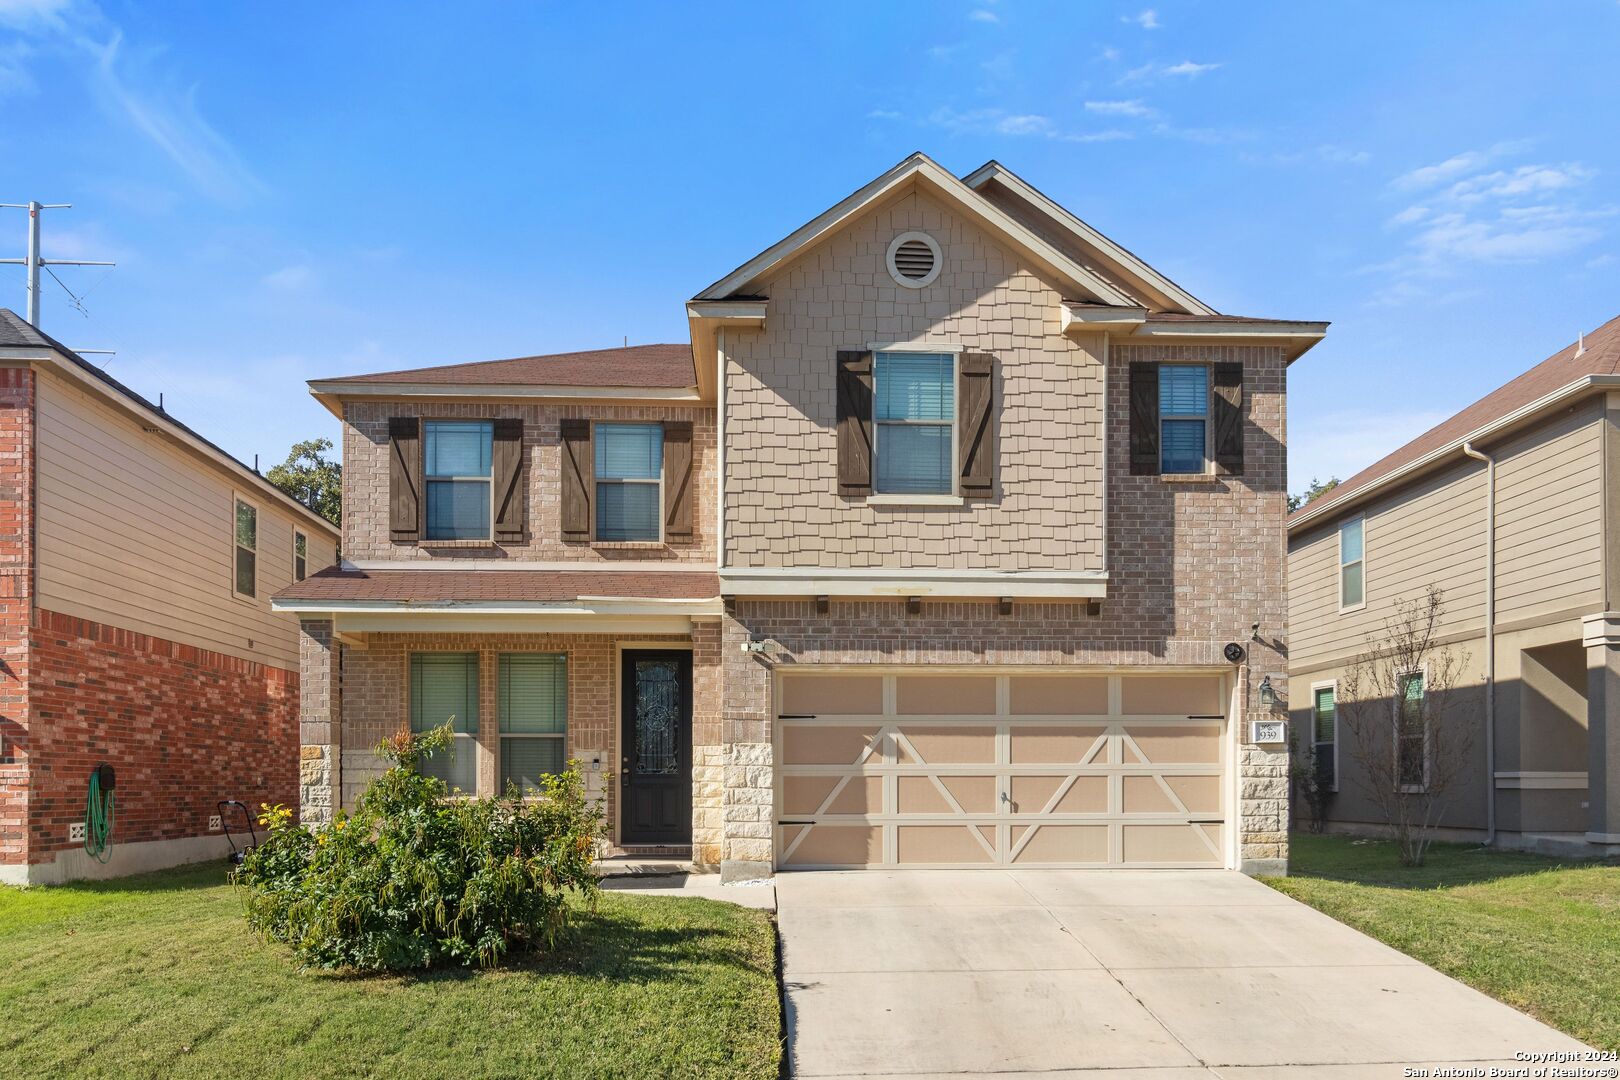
[0,310,339,884]
[1288,315,1620,856]
[276,153,1325,880]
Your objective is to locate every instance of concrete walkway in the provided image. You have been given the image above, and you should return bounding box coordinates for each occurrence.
[776,869,1588,1079]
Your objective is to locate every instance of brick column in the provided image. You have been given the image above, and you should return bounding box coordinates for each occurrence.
[1583,613,1620,847]
[298,619,342,825]
[690,618,724,870]
[720,612,774,882]
[0,368,32,876]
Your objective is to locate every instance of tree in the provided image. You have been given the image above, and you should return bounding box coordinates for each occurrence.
[1288,731,1333,834]
[1288,476,1340,513]
[1337,585,1472,866]
[267,437,341,527]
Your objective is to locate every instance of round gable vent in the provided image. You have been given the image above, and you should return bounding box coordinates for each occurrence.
[886,231,942,288]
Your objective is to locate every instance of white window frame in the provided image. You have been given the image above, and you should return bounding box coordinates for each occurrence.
[1394,666,1430,794]
[1158,362,1211,476]
[497,652,569,796]
[1310,678,1339,793]
[423,419,494,542]
[868,342,961,500]
[231,493,259,601]
[1338,516,1366,613]
[293,529,308,583]
[593,422,664,543]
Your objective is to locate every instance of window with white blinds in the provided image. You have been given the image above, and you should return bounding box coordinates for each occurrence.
[1159,364,1208,474]
[410,652,479,793]
[595,424,663,541]
[499,653,568,795]
[874,352,955,494]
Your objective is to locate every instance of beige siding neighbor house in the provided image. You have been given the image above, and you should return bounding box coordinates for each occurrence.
[1288,314,1620,854]
[277,153,1326,879]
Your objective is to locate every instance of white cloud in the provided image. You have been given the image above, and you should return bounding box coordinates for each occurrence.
[867,108,903,121]
[1099,46,1120,61]
[968,8,999,23]
[0,0,78,32]
[1315,144,1370,165]
[1388,205,1429,226]
[1390,140,1529,191]
[1084,98,1156,118]
[1288,407,1453,491]
[1442,162,1594,204]
[1120,60,1221,83]
[1163,60,1220,77]
[263,264,313,291]
[1123,9,1160,29]
[926,106,1132,143]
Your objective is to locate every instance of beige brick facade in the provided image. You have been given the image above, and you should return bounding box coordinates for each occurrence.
[342,400,716,564]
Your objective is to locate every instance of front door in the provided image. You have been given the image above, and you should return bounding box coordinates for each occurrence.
[620,649,693,845]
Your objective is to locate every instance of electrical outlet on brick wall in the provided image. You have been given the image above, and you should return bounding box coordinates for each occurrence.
[69,822,86,842]
[208,815,222,831]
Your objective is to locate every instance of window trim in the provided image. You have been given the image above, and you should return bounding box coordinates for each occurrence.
[1338,515,1367,613]
[592,422,665,544]
[1394,666,1429,794]
[408,650,481,796]
[1310,678,1339,793]
[293,529,308,583]
[423,418,495,542]
[231,493,259,601]
[1157,362,1212,476]
[870,347,960,498]
[497,652,569,796]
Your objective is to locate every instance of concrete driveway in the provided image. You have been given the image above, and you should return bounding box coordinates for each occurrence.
[777,869,1588,1079]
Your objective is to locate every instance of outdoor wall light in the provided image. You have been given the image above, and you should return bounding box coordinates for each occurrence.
[1258,675,1277,709]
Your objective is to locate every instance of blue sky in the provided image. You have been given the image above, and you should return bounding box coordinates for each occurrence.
[0,1,1616,493]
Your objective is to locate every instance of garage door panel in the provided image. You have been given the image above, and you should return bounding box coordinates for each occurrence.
[1009,725,1109,764]
[1120,676,1224,715]
[780,675,884,716]
[778,674,1228,870]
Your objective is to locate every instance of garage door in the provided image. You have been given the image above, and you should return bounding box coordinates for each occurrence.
[776,672,1229,869]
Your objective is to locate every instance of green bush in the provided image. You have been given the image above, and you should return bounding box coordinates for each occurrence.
[236,724,605,971]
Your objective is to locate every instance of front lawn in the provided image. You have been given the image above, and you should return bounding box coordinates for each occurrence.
[0,862,781,1079]
[1267,832,1620,1051]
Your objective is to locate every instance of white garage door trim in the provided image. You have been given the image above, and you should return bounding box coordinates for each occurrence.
[775,670,1233,871]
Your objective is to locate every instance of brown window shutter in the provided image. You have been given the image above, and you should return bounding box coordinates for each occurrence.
[958,353,996,499]
[836,350,873,496]
[1213,362,1244,476]
[492,418,525,540]
[388,417,421,540]
[559,418,593,541]
[1128,362,1160,476]
[662,420,694,541]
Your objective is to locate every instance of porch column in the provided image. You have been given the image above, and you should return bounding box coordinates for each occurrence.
[720,611,774,882]
[1583,613,1620,846]
[298,618,342,826]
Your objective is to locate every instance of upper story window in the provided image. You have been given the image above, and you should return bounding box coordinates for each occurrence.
[294,531,308,582]
[233,498,257,598]
[1158,364,1208,474]
[595,423,663,541]
[874,352,955,494]
[424,420,493,540]
[1339,517,1365,609]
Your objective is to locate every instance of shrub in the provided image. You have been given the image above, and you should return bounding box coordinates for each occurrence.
[236,724,605,971]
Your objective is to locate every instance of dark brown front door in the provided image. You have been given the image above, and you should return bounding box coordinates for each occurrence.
[620,649,693,845]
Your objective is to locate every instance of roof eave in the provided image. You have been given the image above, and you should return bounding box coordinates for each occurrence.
[308,380,704,414]
[1287,373,1620,533]
[1130,321,1330,363]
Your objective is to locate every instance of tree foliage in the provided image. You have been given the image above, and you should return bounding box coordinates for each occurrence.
[1288,476,1340,513]
[266,437,342,527]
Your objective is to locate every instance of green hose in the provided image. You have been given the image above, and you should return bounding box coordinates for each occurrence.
[85,768,114,863]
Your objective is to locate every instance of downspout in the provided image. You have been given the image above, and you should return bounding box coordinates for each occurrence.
[1462,441,1497,844]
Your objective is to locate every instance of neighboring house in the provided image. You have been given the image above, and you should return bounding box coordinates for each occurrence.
[1287,315,1620,855]
[276,153,1326,879]
[0,310,340,884]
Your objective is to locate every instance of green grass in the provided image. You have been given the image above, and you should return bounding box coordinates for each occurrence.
[1267,832,1620,1051]
[0,862,782,1079]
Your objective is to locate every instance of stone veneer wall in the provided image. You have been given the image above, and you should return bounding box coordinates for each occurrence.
[342,401,717,564]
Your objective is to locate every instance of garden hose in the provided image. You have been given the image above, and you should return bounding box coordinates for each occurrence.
[84,764,115,863]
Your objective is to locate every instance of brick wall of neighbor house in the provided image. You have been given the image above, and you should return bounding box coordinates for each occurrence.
[24,609,299,864]
[723,189,1106,571]
[0,367,33,867]
[698,341,1293,874]
[308,629,693,843]
[341,401,716,564]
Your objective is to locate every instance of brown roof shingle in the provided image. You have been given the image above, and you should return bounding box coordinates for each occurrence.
[275,566,720,605]
[317,343,696,389]
[1292,313,1620,527]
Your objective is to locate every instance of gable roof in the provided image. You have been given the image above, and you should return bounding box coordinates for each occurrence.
[962,161,1214,316]
[1289,313,1620,531]
[0,309,338,537]
[314,343,696,389]
[693,152,1141,307]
